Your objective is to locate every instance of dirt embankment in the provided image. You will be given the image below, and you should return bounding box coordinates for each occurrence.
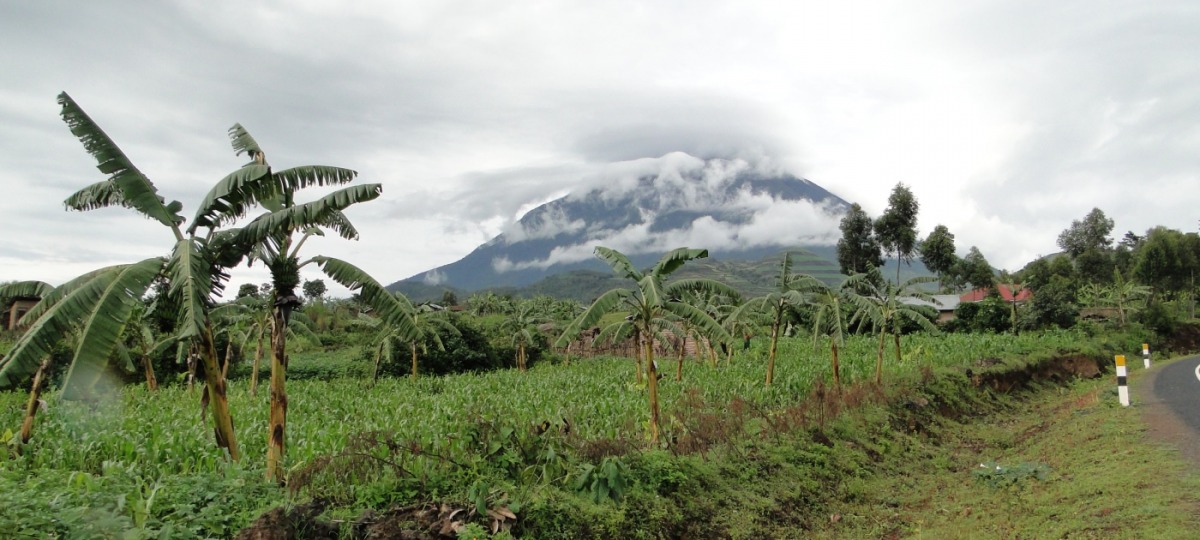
[968,354,1105,393]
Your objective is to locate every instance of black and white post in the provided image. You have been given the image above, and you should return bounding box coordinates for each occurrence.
[1116,355,1130,407]
[1143,343,1151,369]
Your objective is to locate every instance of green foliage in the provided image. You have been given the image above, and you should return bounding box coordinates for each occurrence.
[950,297,1012,333]
[972,461,1051,488]
[1029,276,1080,329]
[874,183,920,271]
[1057,207,1114,258]
[920,224,958,283]
[574,457,629,503]
[953,246,995,291]
[836,203,883,275]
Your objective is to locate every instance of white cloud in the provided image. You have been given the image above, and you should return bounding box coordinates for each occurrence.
[1,1,1198,291]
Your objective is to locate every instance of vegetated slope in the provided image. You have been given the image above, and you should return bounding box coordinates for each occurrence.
[395,245,931,303]
[3,328,1193,538]
[387,153,850,294]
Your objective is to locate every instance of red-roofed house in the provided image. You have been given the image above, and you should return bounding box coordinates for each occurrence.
[959,284,1032,304]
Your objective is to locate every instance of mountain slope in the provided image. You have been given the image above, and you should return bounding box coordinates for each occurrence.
[389,153,850,293]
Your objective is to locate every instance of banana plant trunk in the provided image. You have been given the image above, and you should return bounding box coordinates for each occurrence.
[831,340,841,390]
[266,309,288,482]
[411,342,419,380]
[187,345,198,393]
[222,342,233,379]
[141,353,158,391]
[199,326,240,461]
[19,355,53,446]
[893,331,902,369]
[250,327,264,397]
[634,329,643,384]
[766,313,781,386]
[675,336,685,382]
[875,330,886,384]
[645,337,662,446]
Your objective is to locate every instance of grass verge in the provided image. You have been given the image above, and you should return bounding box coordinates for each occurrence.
[805,360,1200,539]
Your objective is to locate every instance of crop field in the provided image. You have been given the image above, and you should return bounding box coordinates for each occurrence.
[0,329,1145,537]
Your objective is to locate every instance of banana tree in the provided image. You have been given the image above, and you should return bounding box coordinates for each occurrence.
[1,261,164,444]
[556,247,733,445]
[846,274,939,384]
[739,253,812,385]
[360,299,457,382]
[195,124,381,481]
[0,93,270,459]
[504,302,547,372]
[806,276,856,389]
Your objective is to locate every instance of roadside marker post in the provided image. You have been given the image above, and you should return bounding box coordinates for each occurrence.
[1143,343,1151,369]
[1116,355,1130,407]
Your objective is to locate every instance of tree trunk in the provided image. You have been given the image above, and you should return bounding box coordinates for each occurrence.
[766,314,781,386]
[266,309,287,481]
[250,326,264,397]
[708,339,718,368]
[199,325,240,461]
[875,330,886,385]
[893,332,902,370]
[222,341,233,379]
[411,342,419,380]
[19,355,53,446]
[676,335,685,382]
[831,340,841,390]
[141,352,158,392]
[187,345,198,393]
[645,337,661,446]
[371,341,384,384]
[634,330,643,384]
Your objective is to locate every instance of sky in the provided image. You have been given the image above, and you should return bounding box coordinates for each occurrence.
[1,0,1197,297]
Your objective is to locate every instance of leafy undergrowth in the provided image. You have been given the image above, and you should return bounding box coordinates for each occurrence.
[804,365,1200,539]
[238,352,1199,538]
[1,330,1188,538]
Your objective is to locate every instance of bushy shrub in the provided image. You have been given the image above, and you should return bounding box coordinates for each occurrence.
[949,297,1010,333]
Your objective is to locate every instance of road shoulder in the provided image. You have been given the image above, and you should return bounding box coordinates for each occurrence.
[1135,354,1200,466]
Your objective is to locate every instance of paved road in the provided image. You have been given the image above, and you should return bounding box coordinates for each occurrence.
[1151,356,1200,431]
[1140,355,1200,465]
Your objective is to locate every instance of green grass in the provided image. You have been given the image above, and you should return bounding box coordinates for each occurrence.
[805,363,1200,539]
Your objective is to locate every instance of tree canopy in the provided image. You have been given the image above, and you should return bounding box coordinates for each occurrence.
[836,203,883,275]
[874,183,920,279]
[1056,207,1114,258]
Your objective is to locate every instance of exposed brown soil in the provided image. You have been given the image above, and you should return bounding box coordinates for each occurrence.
[969,354,1103,393]
[1161,323,1200,354]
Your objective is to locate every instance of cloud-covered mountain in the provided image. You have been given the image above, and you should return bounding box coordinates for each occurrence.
[390,153,850,292]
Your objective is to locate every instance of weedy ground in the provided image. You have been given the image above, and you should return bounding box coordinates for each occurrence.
[805,359,1200,539]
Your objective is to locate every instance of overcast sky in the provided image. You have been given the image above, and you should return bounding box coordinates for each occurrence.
[1,1,1197,297]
